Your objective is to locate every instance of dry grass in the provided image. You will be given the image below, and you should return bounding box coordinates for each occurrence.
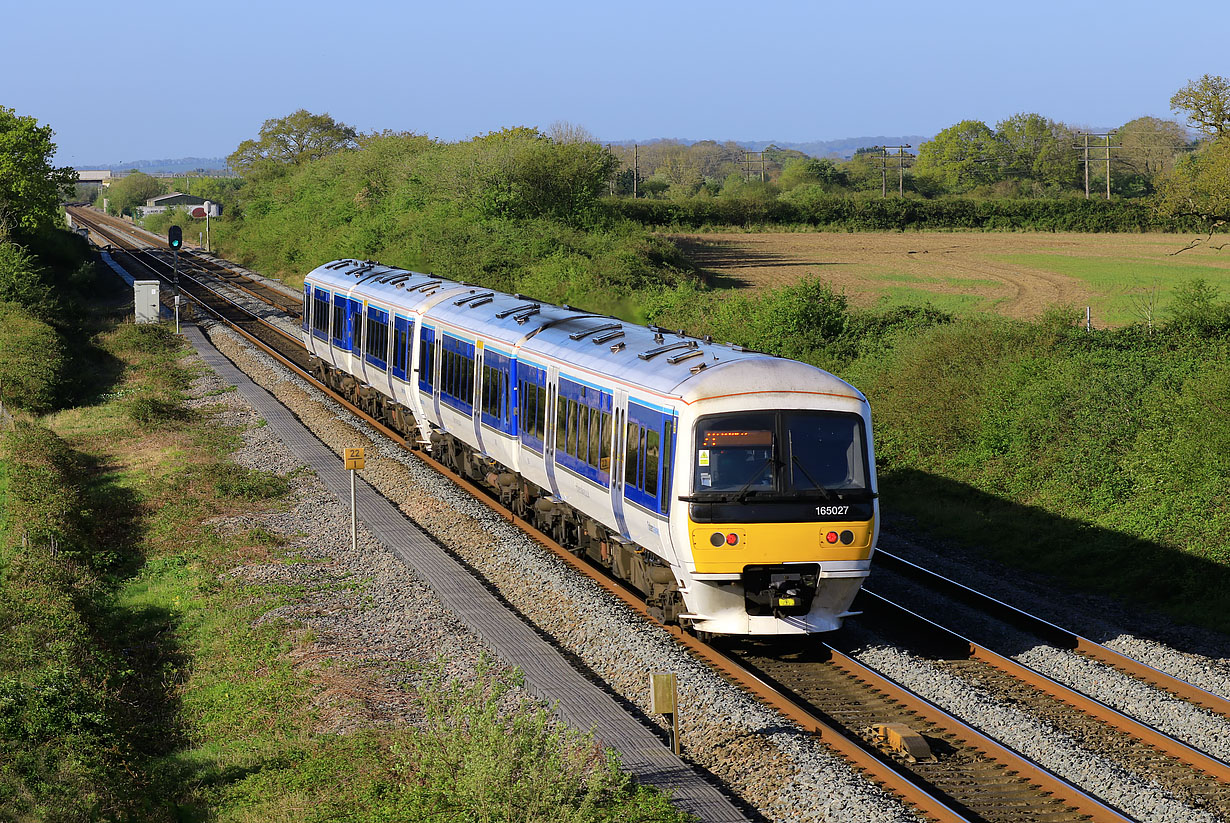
[672,231,1230,324]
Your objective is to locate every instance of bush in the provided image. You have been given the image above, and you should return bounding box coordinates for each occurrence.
[383,666,688,823]
[0,302,67,414]
[605,193,1209,232]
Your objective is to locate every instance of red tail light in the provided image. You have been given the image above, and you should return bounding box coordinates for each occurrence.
[825,531,839,544]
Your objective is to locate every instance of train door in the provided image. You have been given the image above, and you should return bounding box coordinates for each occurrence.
[345,298,362,364]
[543,364,560,498]
[472,344,486,453]
[611,389,630,539]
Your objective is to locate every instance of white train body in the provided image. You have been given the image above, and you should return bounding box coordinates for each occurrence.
[301,260,879,635]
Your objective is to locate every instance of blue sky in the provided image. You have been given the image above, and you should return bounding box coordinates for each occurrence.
[2,0,1221,166]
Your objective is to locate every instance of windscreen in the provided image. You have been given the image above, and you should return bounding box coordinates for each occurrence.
[694,411,868,496]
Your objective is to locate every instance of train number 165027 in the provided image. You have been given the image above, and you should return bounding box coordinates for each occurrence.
[816,505,849,517]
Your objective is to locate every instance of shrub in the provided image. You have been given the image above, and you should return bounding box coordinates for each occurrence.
[0,302,67,414]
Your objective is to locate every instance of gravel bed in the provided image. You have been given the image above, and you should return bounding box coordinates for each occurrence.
[844,629,1221,823]
[195,320,920,823]
[864,568,1230,763]
[877,527,1230,700]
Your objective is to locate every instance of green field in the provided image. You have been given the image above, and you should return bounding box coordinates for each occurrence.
[995,253,1230,325]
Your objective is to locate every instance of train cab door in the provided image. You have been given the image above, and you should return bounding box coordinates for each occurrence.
[543,365,560,498]
[611,389,631,539]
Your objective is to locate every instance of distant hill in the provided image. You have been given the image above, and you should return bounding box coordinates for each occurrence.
[608,136,931,160]
[77,157,230,174]
[742,136,931,159]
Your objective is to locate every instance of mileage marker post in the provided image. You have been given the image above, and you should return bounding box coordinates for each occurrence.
[344,447,365,552]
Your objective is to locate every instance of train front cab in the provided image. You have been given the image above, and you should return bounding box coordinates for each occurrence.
[675,396,878,635]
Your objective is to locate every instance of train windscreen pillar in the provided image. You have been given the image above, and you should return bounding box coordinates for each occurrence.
[134,279,160,324]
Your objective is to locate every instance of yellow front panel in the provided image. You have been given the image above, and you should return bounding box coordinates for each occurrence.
[689,518,874,574]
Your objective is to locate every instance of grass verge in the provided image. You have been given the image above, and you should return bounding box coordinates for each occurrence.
[1,308,693,822]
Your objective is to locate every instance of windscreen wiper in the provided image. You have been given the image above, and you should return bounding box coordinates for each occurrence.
[790,454,832,501]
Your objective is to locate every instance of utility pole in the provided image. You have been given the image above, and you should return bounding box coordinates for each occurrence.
[870,146,913,197]
[633,143,639,199]
[743,151,766,183]
[1082,132,1090,198]
[1075,132,1116,200]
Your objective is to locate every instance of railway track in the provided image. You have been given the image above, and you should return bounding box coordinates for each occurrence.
[78,212,1229,822]
[69,207,302,317]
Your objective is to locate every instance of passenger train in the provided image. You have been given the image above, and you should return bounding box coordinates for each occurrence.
[301,259,879,636]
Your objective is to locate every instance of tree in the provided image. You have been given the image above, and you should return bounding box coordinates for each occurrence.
[1116,116,1189,194]
[777,158,847,191]
[228,109,359,179]
[913,120,1002,192]
[995,113,1079,189]
[0,106,76,236]
[1155,136,1230,239]
[105,171,165,217]
[1171,74,1230,139]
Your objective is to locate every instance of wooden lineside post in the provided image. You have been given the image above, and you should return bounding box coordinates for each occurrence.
[649,671,680,755]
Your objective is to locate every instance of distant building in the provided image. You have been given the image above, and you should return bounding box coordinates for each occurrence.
[140,193,222,218]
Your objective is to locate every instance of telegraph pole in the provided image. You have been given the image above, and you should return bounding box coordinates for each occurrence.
[870,146,913,197]
[633,144,639,199]
[1075,132,1116,200]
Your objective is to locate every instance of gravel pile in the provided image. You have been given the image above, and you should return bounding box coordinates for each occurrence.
[194,321,921,823]
[846,632,1221,823]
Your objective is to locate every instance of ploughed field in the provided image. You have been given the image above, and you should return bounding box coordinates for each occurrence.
[671,231,1230,325]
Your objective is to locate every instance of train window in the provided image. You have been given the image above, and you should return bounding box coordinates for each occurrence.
[659,420,674,514]
[587,406,600,469]
[480,362,506,423]
[418,331,435,392]
[392,319,409,377]
[348,307,361,352]
[600,410,612,474]
[365,308,389,369]
[521,380,535,439]
[625,421,640,489]
[332,299,345,346]
[556,395,567,452]
[302,284,311,332]
[536,386,547,440]
[567,396,577,458]
[311,289,330,338]
[645,428,659,496]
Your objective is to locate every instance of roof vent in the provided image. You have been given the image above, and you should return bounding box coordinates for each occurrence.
[690,362,708,374]
[593,330,624,345]
[639,340,698,361]
[454,291,494,306]
[667,349,705,365]
[569,322,621,341]
[469,296,493,308]
[514,306,542,324]
[610,341,626,353]
[496,302,540,319]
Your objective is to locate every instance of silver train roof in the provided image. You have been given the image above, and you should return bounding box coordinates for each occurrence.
[306,259,864,403]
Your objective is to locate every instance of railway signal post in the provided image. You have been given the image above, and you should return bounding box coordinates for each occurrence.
[344,447,365,552]
[168,226,182,330]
